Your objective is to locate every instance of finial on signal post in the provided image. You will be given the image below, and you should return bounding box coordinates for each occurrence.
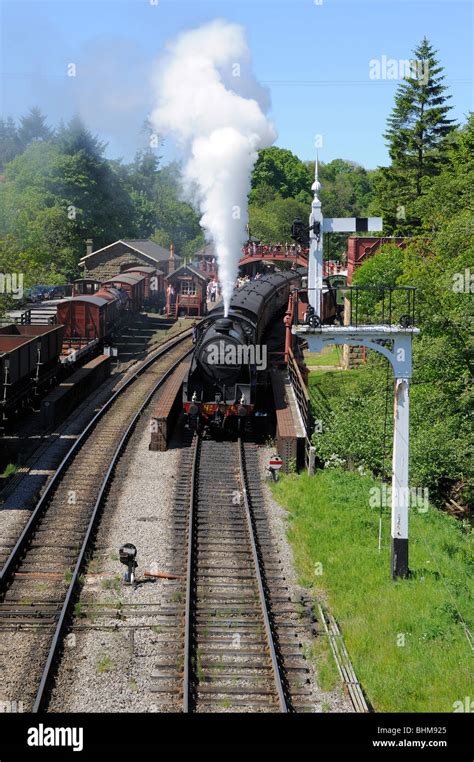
[312,151,321,200]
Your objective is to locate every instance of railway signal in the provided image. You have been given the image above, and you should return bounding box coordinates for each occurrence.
[119,543,138,585]
[291,152,420,580]
[268,454,283,481]
[306,153,382,318]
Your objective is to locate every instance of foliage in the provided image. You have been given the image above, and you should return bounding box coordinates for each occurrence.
[249,146,312,205]
[316,158,375,218]
[371,37,457,233]
[310,113,473,505]
[248,196,309,243]
[0,112,204,285]
[272,468,473,712]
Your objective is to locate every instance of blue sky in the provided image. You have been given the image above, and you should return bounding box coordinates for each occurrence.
[1,0,472,168]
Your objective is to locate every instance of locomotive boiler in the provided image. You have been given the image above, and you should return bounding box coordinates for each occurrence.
[183,268,306,430]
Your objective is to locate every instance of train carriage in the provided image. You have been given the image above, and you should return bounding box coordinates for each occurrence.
[101,274,146,313]
[123,265,164,304]
[57,295,110,340]
[0,324,65,418]
[72,278,102,297]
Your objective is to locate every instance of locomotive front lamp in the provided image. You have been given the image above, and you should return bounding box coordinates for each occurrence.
[119,543,138,585]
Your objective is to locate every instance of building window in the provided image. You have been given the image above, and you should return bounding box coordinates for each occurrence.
[181,281,196,296]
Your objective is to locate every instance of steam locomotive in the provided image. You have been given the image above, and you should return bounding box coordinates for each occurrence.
[183,268,305,430]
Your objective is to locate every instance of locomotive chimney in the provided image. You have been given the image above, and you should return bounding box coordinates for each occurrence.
[215,317,233,334]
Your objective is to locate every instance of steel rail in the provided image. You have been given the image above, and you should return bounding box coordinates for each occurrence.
[182,434,288,713]
[182,433,199,713]
[0,329,192,589]
[238,438,288,713]
[31,341,193,712]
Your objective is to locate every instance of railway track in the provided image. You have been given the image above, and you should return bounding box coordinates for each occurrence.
[184,435,289,712]
[0,331,193,712]
[147,434,314,712]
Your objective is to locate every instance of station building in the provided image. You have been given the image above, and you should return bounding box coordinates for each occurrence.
[78,239,182,281]
[165,264,208,318]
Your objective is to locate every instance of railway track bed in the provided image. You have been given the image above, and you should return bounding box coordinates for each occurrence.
[44,428,351,714]
[0,333,193,711]
[8,370,351,714]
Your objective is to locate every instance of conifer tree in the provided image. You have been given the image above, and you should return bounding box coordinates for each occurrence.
[384,37,456,196]
[17,107,53,148]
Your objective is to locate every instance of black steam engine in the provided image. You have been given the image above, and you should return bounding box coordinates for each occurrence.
[183,268,305,430]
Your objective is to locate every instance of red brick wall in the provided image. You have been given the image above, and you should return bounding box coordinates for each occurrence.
[347,237,409,283]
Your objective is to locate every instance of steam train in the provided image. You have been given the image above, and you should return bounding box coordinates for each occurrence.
[183,268,306,430]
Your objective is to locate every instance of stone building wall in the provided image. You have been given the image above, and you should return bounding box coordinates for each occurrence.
[82,243,173,280]
[341,295,367,370]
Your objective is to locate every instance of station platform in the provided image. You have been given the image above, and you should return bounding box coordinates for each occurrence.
[149,360,190,451]
[270,367,307,473]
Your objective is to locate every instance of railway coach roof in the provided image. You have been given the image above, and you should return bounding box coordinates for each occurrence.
[102,274,145,285]
[124,266,160,274]
[58,295,111,308]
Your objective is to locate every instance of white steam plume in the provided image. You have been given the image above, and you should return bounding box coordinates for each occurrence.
[150,20,276,315]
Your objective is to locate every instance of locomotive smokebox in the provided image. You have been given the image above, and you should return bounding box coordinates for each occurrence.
[214,318,233,334]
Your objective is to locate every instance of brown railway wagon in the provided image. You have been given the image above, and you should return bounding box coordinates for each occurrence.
[0,324,64,367]
[0,336,39,385]
[72,278,102,297]
[101,273,145,312]
[0,324,64,419]
[95,286,128,307]
[124,265,164,301]
[41,354,111,428]
[57,295,111,340]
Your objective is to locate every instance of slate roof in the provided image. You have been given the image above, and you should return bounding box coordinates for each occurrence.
[79,239,182,266]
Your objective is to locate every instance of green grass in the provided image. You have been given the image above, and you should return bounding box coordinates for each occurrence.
[272,468,473,712]
[101,575,122,592]
[0,463,17,479]
[305,344,341,367]
[96,654,115,674]
[308,366,365,388]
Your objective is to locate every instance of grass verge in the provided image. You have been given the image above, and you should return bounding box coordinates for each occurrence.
[272,468,472,712]
[305,344,341,367]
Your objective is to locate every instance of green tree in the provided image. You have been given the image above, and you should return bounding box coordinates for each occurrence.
[152,163,203,254]
[250,147,313,205]
[17,107,53,148]
[249,196,309,243]
[314,159,375,217]
[385,38,456,195]
[0,118,136,278]
[373,38,457,233]
[0,117,22,170]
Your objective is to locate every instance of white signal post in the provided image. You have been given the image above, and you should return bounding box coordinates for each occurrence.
[295,154,419,579]
[308,156,324,314]
[308,155,383,316]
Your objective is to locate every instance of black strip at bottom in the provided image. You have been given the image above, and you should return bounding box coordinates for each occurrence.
[391,536,409,579]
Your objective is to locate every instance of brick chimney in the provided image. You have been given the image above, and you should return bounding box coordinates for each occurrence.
[168,243,175,274]
[86,238,94,257]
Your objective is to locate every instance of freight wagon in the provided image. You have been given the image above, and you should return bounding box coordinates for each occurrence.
[101,273,146,312]
[0,324,64,419]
